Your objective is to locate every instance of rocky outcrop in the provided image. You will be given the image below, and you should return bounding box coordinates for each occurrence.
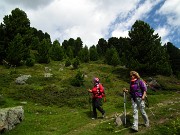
[15,75,31,85]
[147,77,161,91]
[0,106,24,133]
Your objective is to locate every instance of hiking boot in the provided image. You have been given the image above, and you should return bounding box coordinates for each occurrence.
[145,122,149,127]
[131,126,138,132]
[102,112,106,118]
[91,117,97,120]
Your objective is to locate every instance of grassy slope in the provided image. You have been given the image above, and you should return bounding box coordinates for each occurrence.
[0,61,179,135]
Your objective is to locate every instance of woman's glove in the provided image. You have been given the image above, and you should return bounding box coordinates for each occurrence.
[123,88,128,92]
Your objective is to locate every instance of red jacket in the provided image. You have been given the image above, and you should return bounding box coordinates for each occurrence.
[90,83,104,99]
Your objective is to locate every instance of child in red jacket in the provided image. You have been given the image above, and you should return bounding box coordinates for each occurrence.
[88,77,105,119]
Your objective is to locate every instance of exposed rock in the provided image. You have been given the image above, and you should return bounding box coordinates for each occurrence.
[44,67,49,72]
[0,106,24,133]
[44,73,53,77]
[147,77,161,91]
[59,67,63,71]
[20,101,27,105]
[114,113,123,126]
[15,75,31,85]
[44,67,52,72]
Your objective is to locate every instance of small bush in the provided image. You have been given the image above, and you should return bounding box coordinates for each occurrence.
[26,58,35,67]
[65,58,71,67]
[71,70,84,87]
[10,69,17,75]
[72,57,80,69]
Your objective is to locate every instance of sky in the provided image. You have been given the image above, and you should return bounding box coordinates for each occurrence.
[0,0,180,48]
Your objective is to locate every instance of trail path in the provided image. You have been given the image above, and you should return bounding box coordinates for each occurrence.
[65,114,116,135]
[65,94,180,135]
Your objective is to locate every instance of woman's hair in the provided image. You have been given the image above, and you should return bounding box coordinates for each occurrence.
[130,71,140,79]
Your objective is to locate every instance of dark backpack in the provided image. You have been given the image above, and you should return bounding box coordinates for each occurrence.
[137,78,148,90]
[101,84,106,97]
[130,78,148,102]
[97,83,105,97]
[101,84,106,102]
[137,79,149,107]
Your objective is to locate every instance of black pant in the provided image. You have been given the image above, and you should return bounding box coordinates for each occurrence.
[92,98,105,118]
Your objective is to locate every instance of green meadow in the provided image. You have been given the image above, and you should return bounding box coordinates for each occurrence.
[0,61,179,135]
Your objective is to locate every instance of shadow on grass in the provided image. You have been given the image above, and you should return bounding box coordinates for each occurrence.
[84,110,93,118]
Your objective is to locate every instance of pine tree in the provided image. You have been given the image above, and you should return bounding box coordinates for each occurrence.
[108,37,121,53]
[78,46,89,63]
[37,39,50,63]
[111,51,120,66]
[128,20,172,75]
[165,42,180,77]
[0,23,5,63]
[1,8,31,62]
[50,40,64,61]
[6,34,26,66]
[105,47,120,66]
[74,37,83,57]
[30,37,40,50]
[97,38,108,57]
[89,45,98,61]
[65,46,73,59]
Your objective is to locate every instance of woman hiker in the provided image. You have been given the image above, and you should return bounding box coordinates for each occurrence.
[88,77,105,119]
[123,71,149,132]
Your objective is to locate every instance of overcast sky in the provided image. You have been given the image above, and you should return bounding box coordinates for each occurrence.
[0,0,180,48]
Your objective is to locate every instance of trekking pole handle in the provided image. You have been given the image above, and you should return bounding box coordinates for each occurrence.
[123,88,128,93]
[88,89,92,92]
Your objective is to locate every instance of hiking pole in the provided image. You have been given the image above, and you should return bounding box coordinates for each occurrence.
[123,91,126,125]
[145,96,155,117]
[88,91,92,117]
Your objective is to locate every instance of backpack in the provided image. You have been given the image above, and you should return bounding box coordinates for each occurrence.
[130,78,148,104]
[96,83,106,102]
[101,84,106,102]
[101,84,106,97]
[97,83,105,97]
[137,78,149,107]
[137,78,148,89]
